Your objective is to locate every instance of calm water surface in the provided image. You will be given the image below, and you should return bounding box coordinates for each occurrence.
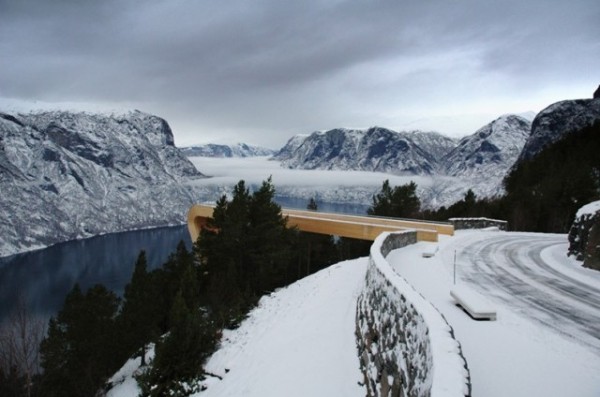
[0,200,367,324]
[0,225,192,324]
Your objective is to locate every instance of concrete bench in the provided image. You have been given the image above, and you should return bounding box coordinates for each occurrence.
[450,286,497,321]
[421,245,438,258]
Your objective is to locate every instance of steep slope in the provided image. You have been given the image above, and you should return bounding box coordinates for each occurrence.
[274,127,448,175]
[273,134,311,161]
[0,110,204,257]
[518,98,600,162]
[181,143,275,158]
[443,115,531,179]
[407,130,457,160]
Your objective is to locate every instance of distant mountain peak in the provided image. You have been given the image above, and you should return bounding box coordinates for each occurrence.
[273,127,456,175]
[181,143,275,158]
[442,114,531,178]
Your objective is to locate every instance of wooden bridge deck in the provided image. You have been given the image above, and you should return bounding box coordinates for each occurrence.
[187,205,453,244]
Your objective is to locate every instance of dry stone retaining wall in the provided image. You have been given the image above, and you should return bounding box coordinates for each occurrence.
[356,231,471,397]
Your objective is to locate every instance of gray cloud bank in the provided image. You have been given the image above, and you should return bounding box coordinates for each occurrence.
[1,0,598,147]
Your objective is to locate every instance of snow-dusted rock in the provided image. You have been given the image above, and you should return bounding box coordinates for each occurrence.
[273,116,531,203]
[518,98,600,162]
[272,134,310,161]
[568,201,600,270]
[443,115,530,179]
[181,143,275,158]
[274,127,454,175]
[0,110,205,257]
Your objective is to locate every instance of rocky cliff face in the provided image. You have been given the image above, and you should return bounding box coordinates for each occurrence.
[181,143,275,158]
[443,115,531,179]
[0,110,204,257]
[518,98,600,162]
[274,127,456,175]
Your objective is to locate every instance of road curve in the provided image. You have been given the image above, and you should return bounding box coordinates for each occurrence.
[446,232,600,353]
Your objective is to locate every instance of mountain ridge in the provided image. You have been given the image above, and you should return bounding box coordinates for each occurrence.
[182,143,275,158]
[0,110,204,257]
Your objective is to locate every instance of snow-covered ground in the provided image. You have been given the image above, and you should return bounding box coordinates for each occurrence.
[108,229,600,397]
[108,258,368,397]
[388,230,600,397]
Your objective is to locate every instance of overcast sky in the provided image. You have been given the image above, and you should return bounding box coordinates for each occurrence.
[1,0,598,148]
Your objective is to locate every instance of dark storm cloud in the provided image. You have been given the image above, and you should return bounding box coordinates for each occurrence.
[1,0,598,146]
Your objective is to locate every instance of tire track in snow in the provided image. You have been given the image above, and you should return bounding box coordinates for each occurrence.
[455,234,600,353]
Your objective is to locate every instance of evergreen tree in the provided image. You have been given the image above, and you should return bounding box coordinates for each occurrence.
[248,177,292,293]
[118,251,160,366]
[139,292,217,396]
[39,284,121,397]
[368,180,421,218]
[195,178,297,325]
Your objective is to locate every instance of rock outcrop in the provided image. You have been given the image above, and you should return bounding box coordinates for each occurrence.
[568,201,600,270]
[442,115,531,179]
[517,98,600,163]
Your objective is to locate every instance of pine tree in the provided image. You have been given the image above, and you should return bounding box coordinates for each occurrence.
[118,251,160,366]
[39,284,121,397]
[248,177,291,293]
[139,290,218,396]
[195,178,297,325]
[368,180,421,218]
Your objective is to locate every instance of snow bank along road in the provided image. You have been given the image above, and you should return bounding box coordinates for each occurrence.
[448,232,600,353]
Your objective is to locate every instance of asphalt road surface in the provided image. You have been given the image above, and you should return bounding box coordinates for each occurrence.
[449,233,600,353]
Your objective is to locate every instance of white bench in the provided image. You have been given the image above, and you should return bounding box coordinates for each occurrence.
[421,245,438,258]
[450,286,497,321]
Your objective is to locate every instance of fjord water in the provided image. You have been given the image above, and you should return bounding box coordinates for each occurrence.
[0,199,367,325]
[0,225,192,324]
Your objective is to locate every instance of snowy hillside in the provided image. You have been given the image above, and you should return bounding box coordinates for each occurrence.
[269,116,531,202]
[107,258,368,397]
[275,117,530,180]
[0,110,204,257]
[181,143,275,158]
[442,115,531,179]
[273,127,452,175]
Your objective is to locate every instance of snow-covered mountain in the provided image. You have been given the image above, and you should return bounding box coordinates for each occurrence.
[273,127,455,175]
[407,130,457,161]
[442,115,531,179]
[181,143,275,158]
[274,118,529,179]
[0,110,204,257]
[518,98,600,162]
[271,117,532,203]
[274,134,311,161]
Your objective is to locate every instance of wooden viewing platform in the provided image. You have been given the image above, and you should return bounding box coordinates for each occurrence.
[187,205,454,243]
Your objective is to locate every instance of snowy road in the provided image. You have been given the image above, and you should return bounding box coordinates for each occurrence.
[390,230,600,396]
[445,232,600,353]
